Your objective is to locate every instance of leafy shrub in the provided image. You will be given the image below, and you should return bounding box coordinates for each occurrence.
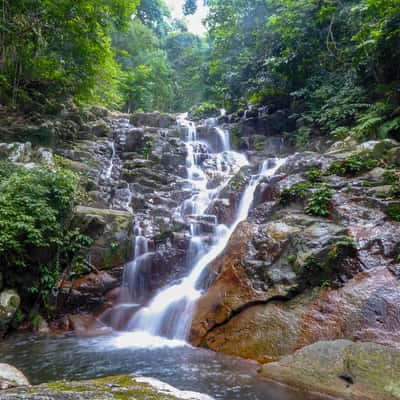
[305,187,332,217]
[305,168,323,183]
[280,182,311,204]
[0,164,91,305]
[332,127,351,140]
[383,170,400,185]
[190,102,219,120]
[295,126,311,150]
[328,152,377,177]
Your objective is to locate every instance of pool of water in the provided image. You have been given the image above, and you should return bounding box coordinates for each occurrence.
[0,333,331,400]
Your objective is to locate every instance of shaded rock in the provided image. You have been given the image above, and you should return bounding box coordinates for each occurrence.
[0,364,30,390]
[57,272,119,316]
[32,315,51,336]
[123,128,146,153]
[0,290,20,337]
[260,340,400,400]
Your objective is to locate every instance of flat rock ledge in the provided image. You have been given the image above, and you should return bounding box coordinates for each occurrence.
[260,340,400,400]
[0,374,213,400]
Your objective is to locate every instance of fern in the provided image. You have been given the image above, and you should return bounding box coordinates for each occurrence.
[378,116,400,139]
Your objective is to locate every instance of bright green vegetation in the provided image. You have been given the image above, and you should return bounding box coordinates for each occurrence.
[0,1,210,113]
[280,182,312,205]
[305,188,333,217]
[190,102,219,120]
[207,0,400,141]
[0,163,91,308]
[328,152,377,176]
[280,181,333,218]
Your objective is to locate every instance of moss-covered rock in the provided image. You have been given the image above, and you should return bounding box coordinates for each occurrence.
[1,375,210,400]
[72,206,134,270]
[260,340,400,400]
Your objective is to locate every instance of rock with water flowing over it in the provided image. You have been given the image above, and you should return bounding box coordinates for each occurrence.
[0,375,212,400]
[191,142,400,363]
[0,364,30,390]
[259,340,400,400]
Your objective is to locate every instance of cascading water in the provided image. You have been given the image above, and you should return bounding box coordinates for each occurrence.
[111,113,286,347]
[105,140,116,180]
[215,127,231,152]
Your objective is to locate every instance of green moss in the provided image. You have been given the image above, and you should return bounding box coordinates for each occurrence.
[231,125,242,148]
[45,375,179,399]
[301,237,356,287]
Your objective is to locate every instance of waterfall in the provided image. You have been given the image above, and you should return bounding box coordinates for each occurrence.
[112,113,286,347]
[215,127,231,152]
[105,140,116,180]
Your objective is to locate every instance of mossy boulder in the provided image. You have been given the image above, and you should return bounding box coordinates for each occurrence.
[0,374,207,399]
[72,206,134,270]
[260,340,400,400]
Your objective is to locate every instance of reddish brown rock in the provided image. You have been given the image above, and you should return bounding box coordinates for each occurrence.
[195,267,400,362]
[56,272,119,317]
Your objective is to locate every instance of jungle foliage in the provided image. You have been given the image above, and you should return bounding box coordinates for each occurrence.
[0,0,210,113]
[206,0,400,140]
[0,163,91,306]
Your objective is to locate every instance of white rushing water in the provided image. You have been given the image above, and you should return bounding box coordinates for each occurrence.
[105,140,116,179]
[113,113,286,348]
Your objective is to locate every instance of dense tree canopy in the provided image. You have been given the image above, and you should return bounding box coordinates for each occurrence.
[206,0,400,141]
[0,0,140,111]
[0,0,210,113]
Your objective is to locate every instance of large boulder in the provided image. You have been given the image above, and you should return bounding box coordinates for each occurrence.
[1,375,212,400]
[0,364,30,390]
[130,112,176,128]
[190,211,360,352]
[260,340,400,400]
[194,267,400,362]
